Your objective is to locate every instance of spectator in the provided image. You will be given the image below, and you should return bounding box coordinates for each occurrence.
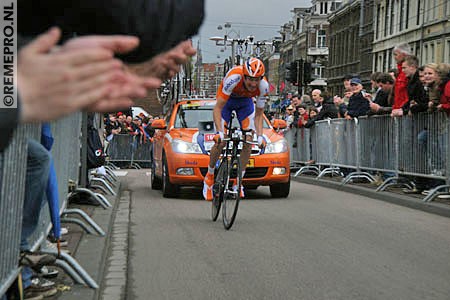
[311,89,324,112]
[297,105,309,128]
[308,107,318,119]
[105,114,122,142]
[300,94,312,106]
[284,105,295,128]
[19,140,58,299]
[369,72,383,96]
[333,95,347,118]
[388,68,399,81]
[391,43,412,117]
[401,55,428,115]
[369,73,394,115]
[344,78,370,119]
[418,66,426,85]
[434,63,450,114]
[342,74,354,104]
[423,63,441,112]
[291,94,301,127]
[305,94,338,128]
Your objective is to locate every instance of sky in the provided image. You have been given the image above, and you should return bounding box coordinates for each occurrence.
[193,0,311,63]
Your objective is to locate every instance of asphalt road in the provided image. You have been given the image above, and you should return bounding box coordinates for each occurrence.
[125,170,450,300]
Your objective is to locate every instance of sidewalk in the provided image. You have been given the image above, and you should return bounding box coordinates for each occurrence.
[57,173,130,300]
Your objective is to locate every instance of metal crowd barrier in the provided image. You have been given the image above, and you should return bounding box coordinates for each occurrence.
[107,134,152,168]
[290,112,450,202]
[0,124,32,296]
[0,112,102,297]
[26,113,82,251]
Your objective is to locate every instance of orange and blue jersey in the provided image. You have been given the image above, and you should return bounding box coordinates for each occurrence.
[217,65,270,107]
[216,65,270,130]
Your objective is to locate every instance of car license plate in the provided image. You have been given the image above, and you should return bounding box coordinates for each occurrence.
[204,134,215,142]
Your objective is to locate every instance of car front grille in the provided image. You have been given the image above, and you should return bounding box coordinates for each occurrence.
[200,167,268,178]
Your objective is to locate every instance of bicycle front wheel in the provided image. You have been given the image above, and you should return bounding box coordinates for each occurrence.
[211,159,227,221]
[222,156,241,230]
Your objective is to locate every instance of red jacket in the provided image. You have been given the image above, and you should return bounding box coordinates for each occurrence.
[392,62,409,109]
[439,80,450,114]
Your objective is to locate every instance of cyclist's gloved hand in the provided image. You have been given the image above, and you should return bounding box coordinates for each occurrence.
[257,135,266,149]
[213,131,224,143]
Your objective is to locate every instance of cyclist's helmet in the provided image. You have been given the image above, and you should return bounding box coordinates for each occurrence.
[243,57,265,78]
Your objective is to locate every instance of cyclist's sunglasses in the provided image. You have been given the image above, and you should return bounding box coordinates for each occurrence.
[244,75,262,82]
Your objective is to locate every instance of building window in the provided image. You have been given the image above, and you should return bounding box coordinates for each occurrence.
[390,0,395,35]
[416,0,421,25]
[325,2,328,14]
[376,4,381,39]
[430,42,435,62]
[399,0,404,31]
[446,39,450,64]
[423,44,428,63]
[384,0,390,37]
[317,29,326,48]
[405,0,409,29]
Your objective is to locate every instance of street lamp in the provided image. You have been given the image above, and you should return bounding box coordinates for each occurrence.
[209,23,241,67]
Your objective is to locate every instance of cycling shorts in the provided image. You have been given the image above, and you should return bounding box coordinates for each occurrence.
[220,96,255,131]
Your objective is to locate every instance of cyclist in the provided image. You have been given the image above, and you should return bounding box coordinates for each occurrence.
[203,57,269,201]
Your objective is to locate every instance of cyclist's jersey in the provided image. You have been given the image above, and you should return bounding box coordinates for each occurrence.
[216,65,269,109]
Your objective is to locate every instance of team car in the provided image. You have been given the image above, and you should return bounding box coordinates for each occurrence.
[150,98,290,198]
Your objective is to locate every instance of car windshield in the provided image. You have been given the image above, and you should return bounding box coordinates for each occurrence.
[174,103,271,129]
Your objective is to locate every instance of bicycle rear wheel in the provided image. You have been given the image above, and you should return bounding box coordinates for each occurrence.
[211,159,227,221]
[222,156,241,230]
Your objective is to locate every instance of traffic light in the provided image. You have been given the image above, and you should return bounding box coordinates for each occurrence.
[289,61,298,84]
[286,61,298,84]
[303,61,312,84]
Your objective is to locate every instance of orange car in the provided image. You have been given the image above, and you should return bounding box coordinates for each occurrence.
[151,99,290,198]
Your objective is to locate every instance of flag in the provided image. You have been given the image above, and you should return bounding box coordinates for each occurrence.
[280,82,285,93]
[269,83,275,93]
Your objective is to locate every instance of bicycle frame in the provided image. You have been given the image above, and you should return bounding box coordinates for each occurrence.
[211,112,257,230]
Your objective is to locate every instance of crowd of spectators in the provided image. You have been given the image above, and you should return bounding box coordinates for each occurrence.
[104,111,158,146]
[274,42,450,192]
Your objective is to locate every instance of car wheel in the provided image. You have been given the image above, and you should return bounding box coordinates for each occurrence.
[162,155,179,198]
[269,179,290,198]
[151,158,162,190]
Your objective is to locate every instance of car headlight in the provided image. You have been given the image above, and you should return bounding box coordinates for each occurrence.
[264,139,288,153]
[172,139,202,154]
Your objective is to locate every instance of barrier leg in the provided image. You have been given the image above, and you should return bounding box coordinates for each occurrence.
[341,172,375,185]
[105,162,119,170]
[69,188,108,209]
[88,184,111,196]
[54,259,86,285]
[89,178,116,196]
[104,167,119,181]
[294,165,320,177]
[60,218,95,235]
[40,251,99,289]
[317,167,343,179]
[62,209,105,236]
[423,184,450,202]
[95,193,112,208]
[376,176,414,192]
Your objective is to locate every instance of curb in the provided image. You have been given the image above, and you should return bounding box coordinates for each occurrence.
[291,175,450,218]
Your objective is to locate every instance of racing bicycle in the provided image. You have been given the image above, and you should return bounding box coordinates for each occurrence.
[211,113,258,230]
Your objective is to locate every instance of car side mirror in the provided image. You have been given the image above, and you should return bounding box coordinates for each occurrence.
[272,119,287,130]
[151,119,167,129]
